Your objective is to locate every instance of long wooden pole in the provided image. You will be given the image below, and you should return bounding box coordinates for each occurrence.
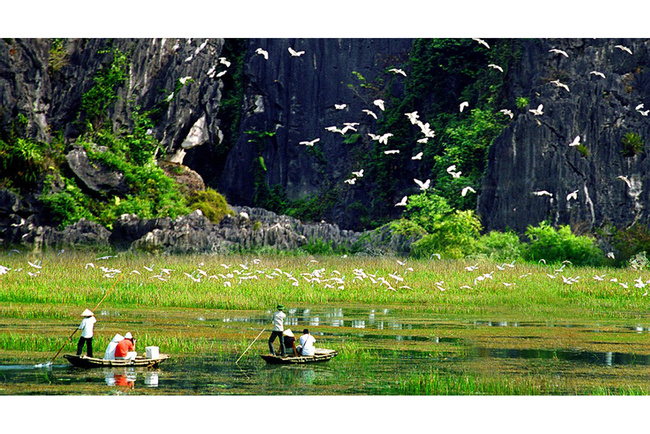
[235,327,267,364]
[49,272,124,363]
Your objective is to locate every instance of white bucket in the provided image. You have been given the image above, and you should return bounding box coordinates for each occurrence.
[146,346,159,359]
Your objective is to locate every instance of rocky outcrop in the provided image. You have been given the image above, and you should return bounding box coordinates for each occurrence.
[479,38,650,234]
[65,145,129,195]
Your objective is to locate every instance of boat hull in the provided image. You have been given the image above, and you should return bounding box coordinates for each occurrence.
[260,348,338,365]
[63,354,169,369]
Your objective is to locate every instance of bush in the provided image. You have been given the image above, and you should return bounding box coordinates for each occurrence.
[621,132,644,157]
[523,221,604,266]
[477,230,523,261]
[410,210,482,259]
[186,188,232,224]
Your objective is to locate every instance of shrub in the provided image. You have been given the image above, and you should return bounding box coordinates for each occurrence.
[621,132,644,157]
[523,221,604,266]
[515,96,529,109]
[477,230,523,261]
[186,189,232,224]
[389,218,428,239]
[612,223,650,264]
[410,210,482,259]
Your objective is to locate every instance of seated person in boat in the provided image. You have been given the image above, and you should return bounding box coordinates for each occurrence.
[282,329,299,356]
[104,333,124,360]
[297,328,316,356]
[114,332,137,360]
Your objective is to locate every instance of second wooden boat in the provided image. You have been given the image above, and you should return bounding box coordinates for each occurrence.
[260,348,338,364]
[63,354,170,368]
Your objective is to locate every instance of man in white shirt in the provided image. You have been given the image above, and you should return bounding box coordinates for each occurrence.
[268,304,287,356]
[298,328,316,356]
[76,308,97,357]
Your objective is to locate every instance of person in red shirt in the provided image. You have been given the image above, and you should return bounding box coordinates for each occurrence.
[115,332,136,359]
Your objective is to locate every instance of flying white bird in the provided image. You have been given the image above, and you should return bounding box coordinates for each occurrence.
[472,38,490,49]
[568,135,581,147]
[384,150,400,155]
[639,110,650,116]
[28,261,42,269]
[607,252,615,260]
[218,57,231,67]
[179,76,192,85]
[617,175,632,189]
[362,109,378,119]
[216,70,227,78]
[566,189,579,201]
[344,178,356,185]
[446,165,462,178]
[488,64,503,73]
[378,133,394,144]
[414,178,431,191]
[255,48,269,60]
[615,44,632,55]
[549,48,569,58]
[299,138,320,147]
[288,47,305,57]
[405,111,419,124]
[461,186,476,197]
[529,104,544,116]
[500,109,514,119]
[373,99,385,111]
[635,103,644,111]
[388,68,407,76]
[412,152,423,160]
[551,79,570,92]
[326,126,345,135]
[417,138,429,144]
[352,169,364,178]
[532,190,553,197]
[395,196,408,207]
[589,71,606,79]
[335,104,347,110]
[459,101,469,112]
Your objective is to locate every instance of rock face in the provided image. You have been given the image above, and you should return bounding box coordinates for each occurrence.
[478,38,650,234]
[214,38,415,226]
[65,146,129,195]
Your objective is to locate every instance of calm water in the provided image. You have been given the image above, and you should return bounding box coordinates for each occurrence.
[2,306,650,395]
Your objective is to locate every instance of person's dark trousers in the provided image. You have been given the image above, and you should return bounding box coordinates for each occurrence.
[77,337,93,357]
[268,331,286,355]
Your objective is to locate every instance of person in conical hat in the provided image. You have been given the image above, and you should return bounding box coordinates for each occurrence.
[76,309,96,357]
[115,332,136,360]
[282,329,298,356]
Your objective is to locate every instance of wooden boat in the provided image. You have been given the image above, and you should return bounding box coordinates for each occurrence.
[63,354,170,369]
[260,348,338,365]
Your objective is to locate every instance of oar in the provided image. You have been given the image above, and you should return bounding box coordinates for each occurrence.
[49,272,124,363]
[235,327,267,364]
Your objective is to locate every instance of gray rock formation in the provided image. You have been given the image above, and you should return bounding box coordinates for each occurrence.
[65,145,129,195]
[479,38,650,234]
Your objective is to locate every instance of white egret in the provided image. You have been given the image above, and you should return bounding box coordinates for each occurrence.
[635,103,644,111]
[417,137,429,144]
[566,189,579,201]
[378,133,393,144]
[412,152,423,160]
[255,48,269,60]
[529,104,544,116]
[549,48,568,57]
[532,190,553,197]
[459,101,469,112]
[472,38,490,49]
[388,68,407,77]
[405,111,419,124]
[288,47,305,57]
[550,79,570,92]
[446,165,462,178]
[299,138,320,147]
[414,178,430,191]
[352,169,364,178]
[615,44,632,55]
[461,186,476,197]
[488,64,503,73]
[362,109,378,119]
[218,57,231,67]
[335,104,347,110]
[395,196,408,207]
[373,99,385,111]
[384,150,399,155]
[500,109,514,119]
[568,135,581,147]
[344,178,357,185]
[589,71,606,79]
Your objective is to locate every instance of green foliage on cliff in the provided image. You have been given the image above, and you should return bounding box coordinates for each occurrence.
[523,221,605,266]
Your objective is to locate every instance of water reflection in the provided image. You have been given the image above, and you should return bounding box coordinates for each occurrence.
[476,347,650,367]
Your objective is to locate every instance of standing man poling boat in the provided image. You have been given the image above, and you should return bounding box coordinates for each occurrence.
[76,309,96,357]
[268,304,287,356]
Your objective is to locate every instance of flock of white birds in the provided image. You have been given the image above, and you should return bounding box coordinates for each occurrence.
[1,253,648,296]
